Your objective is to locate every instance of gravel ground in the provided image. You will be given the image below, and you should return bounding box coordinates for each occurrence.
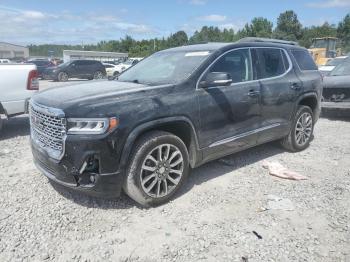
[0,115,349,262]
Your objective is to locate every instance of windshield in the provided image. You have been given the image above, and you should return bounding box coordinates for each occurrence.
[326,57,346,66]
[330,59,350,76]
[118,51,210,85]
[311,39,327,48]
[58,61,70,67]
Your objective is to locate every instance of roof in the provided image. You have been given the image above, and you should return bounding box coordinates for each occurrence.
[0,42,28,49]
[162,42,231,52]
[63,50,128,58]
[161,39,305,54]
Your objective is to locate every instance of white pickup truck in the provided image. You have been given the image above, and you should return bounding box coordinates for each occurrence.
[0,64,39,131]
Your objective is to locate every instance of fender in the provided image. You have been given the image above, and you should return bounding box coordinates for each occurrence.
[118,116,202,172]
[292,92,319,119]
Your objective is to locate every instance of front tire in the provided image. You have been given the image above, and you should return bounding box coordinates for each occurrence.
[281,105,314,152]
[123,131,189,207]
[57,72,68,82]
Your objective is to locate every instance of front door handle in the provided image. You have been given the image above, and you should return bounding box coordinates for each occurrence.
[247,90,260,97]
[290,82,301,90]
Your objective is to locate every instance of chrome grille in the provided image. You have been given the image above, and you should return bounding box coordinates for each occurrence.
[29,101,66,160]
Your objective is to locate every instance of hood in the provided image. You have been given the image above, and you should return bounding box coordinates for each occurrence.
[323,75,350,89]
[32,80,155,112]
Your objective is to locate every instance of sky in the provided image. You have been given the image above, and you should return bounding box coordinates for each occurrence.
[0,0,349,45]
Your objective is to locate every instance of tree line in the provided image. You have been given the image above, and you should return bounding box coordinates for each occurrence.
[29,10,350,58]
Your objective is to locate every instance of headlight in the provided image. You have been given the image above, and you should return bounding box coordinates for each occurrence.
[67,118,118,134]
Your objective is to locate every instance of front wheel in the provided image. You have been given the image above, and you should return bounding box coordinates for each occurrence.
[281,105,314,152]
[0,117,3,133]
[123,131,189,207]
[57,72,68,82]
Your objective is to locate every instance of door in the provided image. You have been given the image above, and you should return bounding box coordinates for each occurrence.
[67,61,79,77]
[253,48,302,143]
[196,48,262,161]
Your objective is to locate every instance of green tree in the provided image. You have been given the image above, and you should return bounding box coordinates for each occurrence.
[337,13,350,52]
[299,22,337,48]
[168,31,188,47]
[274,10,302,41]
[238,17,273,38]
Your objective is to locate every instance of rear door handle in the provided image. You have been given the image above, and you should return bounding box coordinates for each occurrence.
[248,90,260,97]
[290,82,301,90]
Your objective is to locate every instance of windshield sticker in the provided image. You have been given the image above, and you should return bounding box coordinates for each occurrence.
[185,51,210,57]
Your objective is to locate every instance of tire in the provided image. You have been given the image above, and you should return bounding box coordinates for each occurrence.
[281,105,314,152]
[57,72,68,82]
[93,71,104,80]
[123,131,189,207]
[0,117,3,133]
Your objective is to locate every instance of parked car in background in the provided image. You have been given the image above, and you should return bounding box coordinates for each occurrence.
[43,60,106,82]
[26,59,54,78]
[319,56,348,75]
[29,38,322,207]
[0,59,11,63]
[322,57,350,112]
[103,62,121,77]
[113,58,143,74]
[0,64,39,131]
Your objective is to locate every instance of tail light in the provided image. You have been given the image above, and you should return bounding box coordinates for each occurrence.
[27,70,39,90]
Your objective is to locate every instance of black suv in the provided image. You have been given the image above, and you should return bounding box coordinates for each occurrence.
[43,60,106,82]
[30,38,322,206]
[26,59,54,78]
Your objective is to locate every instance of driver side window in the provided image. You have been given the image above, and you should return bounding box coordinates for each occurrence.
[209,49,253,83]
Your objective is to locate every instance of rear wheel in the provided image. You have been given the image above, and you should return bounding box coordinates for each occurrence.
[123,131,189,207]
[57,72,68,82]
[281,105,314,152]
[93,71,104,79]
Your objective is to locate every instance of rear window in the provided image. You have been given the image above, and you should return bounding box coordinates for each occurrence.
[291,50,318,71]
[256,48,287,79]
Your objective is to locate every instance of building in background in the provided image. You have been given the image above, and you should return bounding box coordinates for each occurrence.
[63,50,128,63]
[0,42,29,60]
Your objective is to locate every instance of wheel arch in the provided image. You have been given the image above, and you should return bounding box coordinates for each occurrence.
[119,116,201,171]
[295,92,319,119]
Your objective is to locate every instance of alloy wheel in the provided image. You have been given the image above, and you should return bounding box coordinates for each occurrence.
[94,71,103,79]
[295,112,313,146]
[140,144,184,198]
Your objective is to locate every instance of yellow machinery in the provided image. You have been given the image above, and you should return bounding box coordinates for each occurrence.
[308,37,341,66]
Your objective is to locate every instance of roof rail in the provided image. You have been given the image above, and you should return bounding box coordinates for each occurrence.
[238,37,299,46]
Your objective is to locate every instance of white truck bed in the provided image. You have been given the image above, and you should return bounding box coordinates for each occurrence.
[0,64,38,117]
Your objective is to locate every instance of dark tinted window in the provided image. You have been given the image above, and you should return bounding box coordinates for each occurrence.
[291,50,318,71]
[210,49,252,83]
[281,50,290,70]
[73,60,85,66]
[256,48,286,79]
[32,60,49,66]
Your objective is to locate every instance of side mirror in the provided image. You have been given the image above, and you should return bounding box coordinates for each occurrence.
[199,72,232,88]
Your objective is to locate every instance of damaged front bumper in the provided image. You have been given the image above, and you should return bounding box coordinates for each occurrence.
[31,134,124,198]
